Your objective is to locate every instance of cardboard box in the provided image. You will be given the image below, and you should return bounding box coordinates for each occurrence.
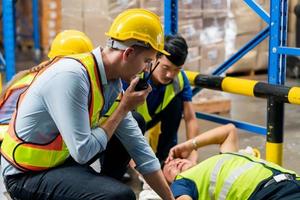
[256,51,268,70]
[234,14,262,34]
[184,46,201,72]
[288,32,296,47]
[226,50,257,73]
[84,13,112,47]
[289,11,297,33]
[178,0,202,19]
[140,0,162,16]
[178,18,202,47]
[201,42,225,69]
[235,33,259,49]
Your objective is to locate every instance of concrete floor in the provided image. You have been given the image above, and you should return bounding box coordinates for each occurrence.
[1,53,299,198]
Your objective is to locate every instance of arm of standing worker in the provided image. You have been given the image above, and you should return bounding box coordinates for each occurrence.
[182,101,198,163]
[166,124,238,163]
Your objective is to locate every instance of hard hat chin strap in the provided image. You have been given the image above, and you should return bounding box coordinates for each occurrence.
[106,38,150,50]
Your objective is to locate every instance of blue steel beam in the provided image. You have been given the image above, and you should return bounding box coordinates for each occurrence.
[244,0,270,24]
[32,0,41,61]
[196,112,267,135]
[193,27,269,95]
[164,0,178,35]
[277,47,300,56]
[3,0,16,82]
[213,27,269,75]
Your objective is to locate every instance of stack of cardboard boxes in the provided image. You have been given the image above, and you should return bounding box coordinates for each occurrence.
[40,0,62,54]
[61,0,140,48]
[288,0,300,47]
[226,0,269,74]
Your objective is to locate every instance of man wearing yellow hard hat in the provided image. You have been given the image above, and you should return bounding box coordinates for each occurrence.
[0,29,94,142]
[1,9,174,200]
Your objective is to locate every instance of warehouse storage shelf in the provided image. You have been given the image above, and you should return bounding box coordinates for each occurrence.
[164,0,300,165]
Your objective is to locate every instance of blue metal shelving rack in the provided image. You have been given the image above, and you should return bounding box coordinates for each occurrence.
[2,0,40,82]
[164,0,299,165]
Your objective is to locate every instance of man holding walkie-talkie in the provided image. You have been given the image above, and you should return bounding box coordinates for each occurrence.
[125,35,237,167]
[1,9,175,200]
[123,35,199,165]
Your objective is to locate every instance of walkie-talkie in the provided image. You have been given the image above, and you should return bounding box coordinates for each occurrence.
[135,61,160,91]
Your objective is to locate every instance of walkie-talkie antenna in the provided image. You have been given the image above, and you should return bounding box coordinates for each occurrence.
[145,61,160,81]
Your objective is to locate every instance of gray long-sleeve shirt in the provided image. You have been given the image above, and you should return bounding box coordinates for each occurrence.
[2,47,160,176]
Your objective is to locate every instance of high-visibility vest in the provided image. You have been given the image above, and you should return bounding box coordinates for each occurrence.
[0,62,48,141]
[1,53,106,172]
[136,71,185,123]
[176,153,299,200]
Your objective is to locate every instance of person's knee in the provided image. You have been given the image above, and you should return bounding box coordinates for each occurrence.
[107,186,136,200]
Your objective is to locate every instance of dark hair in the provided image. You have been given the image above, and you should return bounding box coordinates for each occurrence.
[157,34,188,66]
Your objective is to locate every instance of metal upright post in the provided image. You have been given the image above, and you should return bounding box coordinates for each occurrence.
[164,0,178,35]
[266,0,288,165]
[32,0,41,62]
[2,0,16,82]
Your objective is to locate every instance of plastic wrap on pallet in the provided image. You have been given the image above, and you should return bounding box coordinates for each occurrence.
[202,0,228,18]
[178,0,202,19]
[200,42,225,74]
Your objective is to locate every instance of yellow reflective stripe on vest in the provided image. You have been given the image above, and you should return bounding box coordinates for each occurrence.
[209,155,231,200]
[157,72,184,112]
[10,73,36,90]
[2,132,69,168]
[0,124,8,141]
[219,162,255,200]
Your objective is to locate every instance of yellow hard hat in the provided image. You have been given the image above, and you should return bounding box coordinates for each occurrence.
[106,9,169,55]
[48,30,94,59]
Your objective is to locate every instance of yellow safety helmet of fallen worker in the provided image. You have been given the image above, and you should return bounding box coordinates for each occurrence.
[48,30,94,59]
[106,9,170,55]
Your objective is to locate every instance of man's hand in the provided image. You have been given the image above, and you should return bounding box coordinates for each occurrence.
[165,141,194,164]
[120,77,151,112]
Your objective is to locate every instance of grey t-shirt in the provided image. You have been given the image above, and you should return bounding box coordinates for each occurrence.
[2,47,160,176]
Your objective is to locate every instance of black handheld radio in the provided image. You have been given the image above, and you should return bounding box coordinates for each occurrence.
[134,61,160,91]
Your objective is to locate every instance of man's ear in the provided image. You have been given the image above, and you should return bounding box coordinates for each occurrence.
[122,47,134,61]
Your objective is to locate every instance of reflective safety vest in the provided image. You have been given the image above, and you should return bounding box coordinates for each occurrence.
[0,66,44,141]
[1,53,107,171]
[136,71,184,123]
[176,153,299,200]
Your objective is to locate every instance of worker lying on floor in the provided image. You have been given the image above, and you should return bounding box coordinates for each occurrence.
[1,9,174,200]
[0,29,94,141]
[124,34,237,165]
[163,125,300,200]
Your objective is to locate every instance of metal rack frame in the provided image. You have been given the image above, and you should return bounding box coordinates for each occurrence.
[2,0,40,82]
[164,0,300,165]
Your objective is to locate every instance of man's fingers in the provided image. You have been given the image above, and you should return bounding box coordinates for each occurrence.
[127,76,140,92]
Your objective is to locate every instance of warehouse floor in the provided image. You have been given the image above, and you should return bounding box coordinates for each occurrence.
[0,54,300,199]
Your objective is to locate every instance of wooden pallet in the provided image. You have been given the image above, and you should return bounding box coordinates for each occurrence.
[192,89,231,114]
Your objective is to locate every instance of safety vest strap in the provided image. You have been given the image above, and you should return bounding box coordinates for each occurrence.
[0,124,8,141]
[156,71,184,113]
[64,53,104,127]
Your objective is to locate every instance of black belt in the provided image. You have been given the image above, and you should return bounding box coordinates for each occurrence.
[264,173,295,188]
